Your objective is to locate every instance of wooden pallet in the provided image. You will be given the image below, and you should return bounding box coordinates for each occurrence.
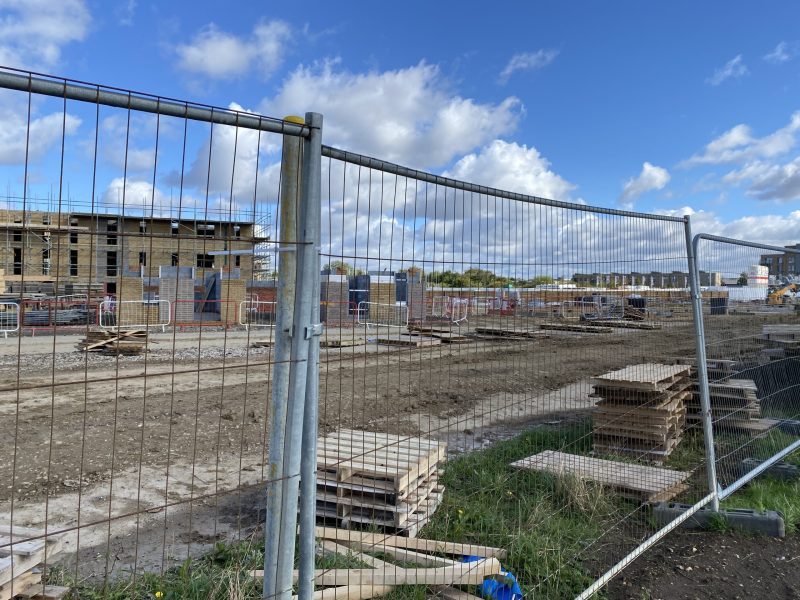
[762,324,800,340]
[592,364,692,391]
[76,329,147,355]
[423,332,470,344]
[318,485,445,528]
[0,526,67,600]
[376,335,441,348]
[317,431,446,535]
[407,323,461,334]
[321,337,366,348]
[318,430,445,495]
[473,327,546,339]
[538,323,613,334]
[589,320,662,330]
[512,450,690,503]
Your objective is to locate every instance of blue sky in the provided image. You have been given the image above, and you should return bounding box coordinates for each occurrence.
[2,0,800,248]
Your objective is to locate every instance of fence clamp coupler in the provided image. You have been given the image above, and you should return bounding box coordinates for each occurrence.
[305,323,324,340]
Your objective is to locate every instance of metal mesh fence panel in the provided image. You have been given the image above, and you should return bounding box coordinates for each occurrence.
[694,235,800,504]
[314,149,713,599]
[0,68,313,599]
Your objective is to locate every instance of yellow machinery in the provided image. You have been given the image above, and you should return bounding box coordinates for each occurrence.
[768,283,798,305]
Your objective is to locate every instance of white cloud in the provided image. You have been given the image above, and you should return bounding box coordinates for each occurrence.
[443,140,576,200]
[661,205,800,248]
[0,0,90,70]
[764,41,800,64]
[619,162,670,205]
[706,54,749,86]
[498,49,558,84]
[116,0,137,26]
[683,111,800,166]
[174,20,291,80]
[260,60,522,169]
[721,157,800,202]
[0,107,80,164]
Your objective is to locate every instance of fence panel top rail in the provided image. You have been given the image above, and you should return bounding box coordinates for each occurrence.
[0,67,310,137]
[321,145,688,222]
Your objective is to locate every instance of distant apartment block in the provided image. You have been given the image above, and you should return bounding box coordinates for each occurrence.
[572,270,721,288]
[1,209,258,295]
[760,244,800,277]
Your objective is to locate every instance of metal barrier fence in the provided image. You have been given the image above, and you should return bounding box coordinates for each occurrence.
[239,299,278,328]
[0,301,20,337]
[692,235,800,507]
[0,65,797,600]
[98,299,171,332]
[356,301,409,328]
[318,147,714,599]
[0,67,316,600]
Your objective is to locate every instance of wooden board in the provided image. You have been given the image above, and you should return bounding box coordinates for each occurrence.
[281,558,502,586]
[538,323,613,334]
[473,327,545,338]
[315,528,507,559]
[376,335,441,348]
[511,450,690,502]
[592,364,691,391]
[424,332,470,344]
[589,320,662,330]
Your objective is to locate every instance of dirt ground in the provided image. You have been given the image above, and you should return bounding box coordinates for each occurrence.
[606,530,800,600]
[0,312,787,584]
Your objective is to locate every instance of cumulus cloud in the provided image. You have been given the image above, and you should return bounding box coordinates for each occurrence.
[174,20,291,80]
[764,41,800,64]
[261,60,522,169]
[619,162,670,206]
[0,0,90,70]
[721,157,800,202]
[443,140,576,200]
[706,55,749,86]
[683,111,800,166]
[0,107,81,164]
[498,49,559,84]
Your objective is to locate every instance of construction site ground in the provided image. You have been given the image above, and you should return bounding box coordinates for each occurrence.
[0,313,787,586]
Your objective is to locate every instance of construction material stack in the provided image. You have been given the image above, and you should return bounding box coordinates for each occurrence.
[0,525,69,599]
[761,324,800,359]
[316,429,445,537]
[76,329,147,355]
[321,274,351,327]
[591,364,692,464]
[675,358,766,436]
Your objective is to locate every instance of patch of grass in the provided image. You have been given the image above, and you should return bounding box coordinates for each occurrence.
[419,422,625,598]
[48,423,626,599]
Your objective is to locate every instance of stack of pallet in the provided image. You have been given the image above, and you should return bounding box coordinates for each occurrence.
[761,324,800,358]
[591,364,692,464]
[369,276,396,307]
[675,358,766,435]
[75,329,147,355]
[316,429,445,537]
[0,525,69,599]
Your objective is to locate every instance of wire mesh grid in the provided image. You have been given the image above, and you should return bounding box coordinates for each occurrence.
[314,152,714,599]
[694,237,800,500]
[0,67,306,598]
[0,64,783,600]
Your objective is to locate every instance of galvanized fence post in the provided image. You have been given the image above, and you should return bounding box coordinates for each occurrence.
[263,116,304,600]
[298,112,324,600]
[685,216,720,511]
